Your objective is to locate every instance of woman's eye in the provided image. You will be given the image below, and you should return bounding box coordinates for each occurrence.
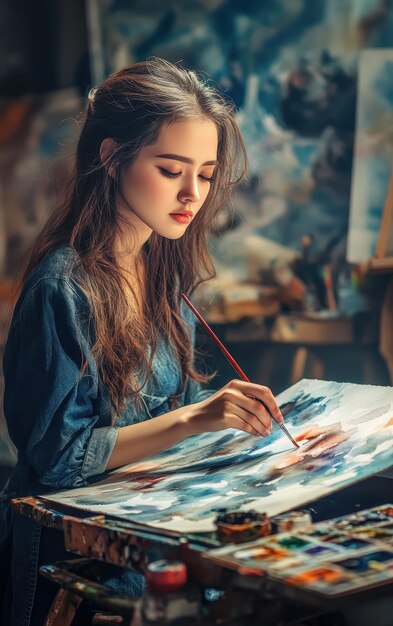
[199,174,216,184]
[159,168,181,178]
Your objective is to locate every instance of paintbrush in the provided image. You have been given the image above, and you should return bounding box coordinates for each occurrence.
[181,293,299,449]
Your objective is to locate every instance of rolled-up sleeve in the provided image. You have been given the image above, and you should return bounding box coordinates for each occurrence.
[3,277,118,489]
[82,426,119,478]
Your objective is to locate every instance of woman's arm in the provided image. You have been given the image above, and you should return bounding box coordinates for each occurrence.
[3,277,114,489]
[5,277,283,483]
[106,402,195,470]
[107,378,284,470]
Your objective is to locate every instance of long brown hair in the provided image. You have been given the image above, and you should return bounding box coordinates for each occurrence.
[22,57,248,417]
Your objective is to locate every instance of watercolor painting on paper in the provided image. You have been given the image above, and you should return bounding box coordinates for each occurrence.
[347,49,393,263]
[45,379,393,533]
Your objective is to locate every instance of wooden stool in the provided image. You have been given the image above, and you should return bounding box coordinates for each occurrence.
[40,558,139,626]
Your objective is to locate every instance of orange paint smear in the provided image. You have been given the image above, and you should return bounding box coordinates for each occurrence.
[273,423,357,471]
[286,567,342,585]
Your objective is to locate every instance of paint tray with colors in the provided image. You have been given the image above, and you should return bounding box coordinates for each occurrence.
[204,505,393,597]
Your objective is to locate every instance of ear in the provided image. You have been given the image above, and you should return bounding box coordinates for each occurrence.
[99,137,118,178]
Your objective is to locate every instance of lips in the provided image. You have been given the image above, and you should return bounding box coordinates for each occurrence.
[169,210,193,224]
[169,210,193,217]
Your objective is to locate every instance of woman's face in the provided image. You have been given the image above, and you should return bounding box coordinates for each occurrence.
[116,118,218,244]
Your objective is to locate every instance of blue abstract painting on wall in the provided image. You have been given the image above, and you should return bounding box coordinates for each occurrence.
[347,49,393,263]
[46,379,393,533]
[87,0,393,270]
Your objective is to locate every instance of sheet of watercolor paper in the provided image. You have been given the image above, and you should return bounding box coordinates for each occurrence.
[44,379,393,533]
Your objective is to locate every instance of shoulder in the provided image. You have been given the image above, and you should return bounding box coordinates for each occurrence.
[13,246,88,324]
[26,244,80,286]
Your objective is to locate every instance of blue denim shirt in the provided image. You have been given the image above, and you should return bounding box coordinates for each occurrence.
[0,244,212,625]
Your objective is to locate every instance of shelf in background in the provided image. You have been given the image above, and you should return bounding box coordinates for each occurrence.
[366,256,393,273]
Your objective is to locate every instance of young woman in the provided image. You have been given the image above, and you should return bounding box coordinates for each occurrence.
[0,57,284,625]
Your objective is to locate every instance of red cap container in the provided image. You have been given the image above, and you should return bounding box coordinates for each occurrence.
[146,560,188,593]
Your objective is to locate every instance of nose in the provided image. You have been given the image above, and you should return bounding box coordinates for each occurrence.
[177,174,200,205]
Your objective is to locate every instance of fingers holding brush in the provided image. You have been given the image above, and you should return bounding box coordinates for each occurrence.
[238,381,284,425]
[230,396,272,436]
[187,379,279,437]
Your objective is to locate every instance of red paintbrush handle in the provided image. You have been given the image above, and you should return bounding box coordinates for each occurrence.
[181,293,250,382]
[181,293,299,448]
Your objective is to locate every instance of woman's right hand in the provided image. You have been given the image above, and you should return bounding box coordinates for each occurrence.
[108,379,285,470]
[187,379,284,438]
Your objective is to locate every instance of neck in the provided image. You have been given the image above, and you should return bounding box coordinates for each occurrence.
[114,221,145,272]
[115,195,153,260]
[114,237,146,316]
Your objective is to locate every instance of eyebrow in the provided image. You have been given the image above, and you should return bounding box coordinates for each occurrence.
[155,153,217,166]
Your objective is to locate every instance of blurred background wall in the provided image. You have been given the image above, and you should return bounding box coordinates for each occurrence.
[1,0,393,473]
[0,0,90,471]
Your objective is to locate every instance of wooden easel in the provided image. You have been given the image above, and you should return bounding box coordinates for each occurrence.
[366,165,393,382]
[368,165,393,271]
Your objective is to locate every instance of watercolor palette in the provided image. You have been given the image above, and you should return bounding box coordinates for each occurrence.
[205,505,393,597]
